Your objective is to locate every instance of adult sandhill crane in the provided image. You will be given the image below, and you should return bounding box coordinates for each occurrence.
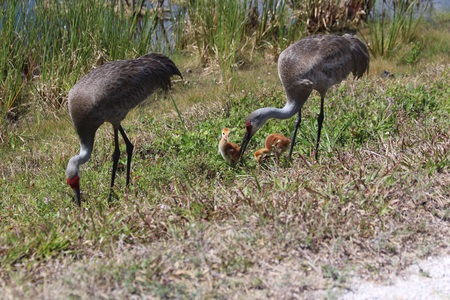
[218,128,240,164]
[65,52,182,206]
[239,34,369,161]
[254,133,291,162]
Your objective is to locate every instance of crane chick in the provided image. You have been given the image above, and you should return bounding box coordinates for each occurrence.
[254,133,291,162]
[218,128,240,164]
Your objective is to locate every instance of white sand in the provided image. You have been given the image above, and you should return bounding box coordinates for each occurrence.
[340,256,450,300]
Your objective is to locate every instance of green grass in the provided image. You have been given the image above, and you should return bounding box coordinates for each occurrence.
[1,58,449,297]
[0,2,450,299]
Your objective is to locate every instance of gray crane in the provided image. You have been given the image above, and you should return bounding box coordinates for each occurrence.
[65,52,182,206]
[239,34,369,161]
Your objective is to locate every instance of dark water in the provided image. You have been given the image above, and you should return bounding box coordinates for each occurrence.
[374,0,450,16]
[433,0,450,10]
[370,0,450,24]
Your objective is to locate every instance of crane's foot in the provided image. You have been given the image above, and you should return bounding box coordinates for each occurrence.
[125,186,130,202]
[67,190,82,207]
[108,189,120,204]
[311,149,320,161]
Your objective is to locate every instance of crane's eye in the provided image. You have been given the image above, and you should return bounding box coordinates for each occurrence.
[245,121,252,132]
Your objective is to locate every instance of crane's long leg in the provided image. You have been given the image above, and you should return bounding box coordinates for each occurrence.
[111,128,121,189]
[119,125,134,187]
[288,110,302,160]
[315,96,325,160]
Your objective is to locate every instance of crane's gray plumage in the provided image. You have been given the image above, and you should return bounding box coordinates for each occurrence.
[239,34,369,160]
[66,52,182,205]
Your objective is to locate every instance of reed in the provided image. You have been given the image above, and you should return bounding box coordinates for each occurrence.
[0,0,169,123]
[181,0,306,84]
[290,0,372,33]
[256,0,305,56]
[360,0,429,58]
[183,0,247,85]
[0,2,35,122]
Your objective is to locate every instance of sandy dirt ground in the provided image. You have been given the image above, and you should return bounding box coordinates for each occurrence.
[339,255,450,300]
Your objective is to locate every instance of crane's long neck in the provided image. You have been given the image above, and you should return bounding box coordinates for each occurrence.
[66,143,92,179]
[256,101,301,124]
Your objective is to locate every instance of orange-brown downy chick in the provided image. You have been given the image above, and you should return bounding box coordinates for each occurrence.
[254,148,271,162]
[254,133,291,162]
[218,128,241,164]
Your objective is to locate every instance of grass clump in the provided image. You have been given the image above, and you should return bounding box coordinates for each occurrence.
[360,0,430,59]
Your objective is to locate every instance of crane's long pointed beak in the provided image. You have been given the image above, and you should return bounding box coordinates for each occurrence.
[239,132,251,160]
[67,176,81,206]
[73,188,81,207]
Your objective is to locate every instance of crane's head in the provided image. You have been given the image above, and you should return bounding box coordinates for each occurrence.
[239,113,266,160]
[66,175,81,206]
[66,156,82,206]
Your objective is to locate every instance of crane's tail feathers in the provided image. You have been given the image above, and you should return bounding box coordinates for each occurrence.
[139,52,183,91]
[346,35,370,79]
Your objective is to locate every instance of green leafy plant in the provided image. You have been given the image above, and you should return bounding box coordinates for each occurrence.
[360,0,429,58]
